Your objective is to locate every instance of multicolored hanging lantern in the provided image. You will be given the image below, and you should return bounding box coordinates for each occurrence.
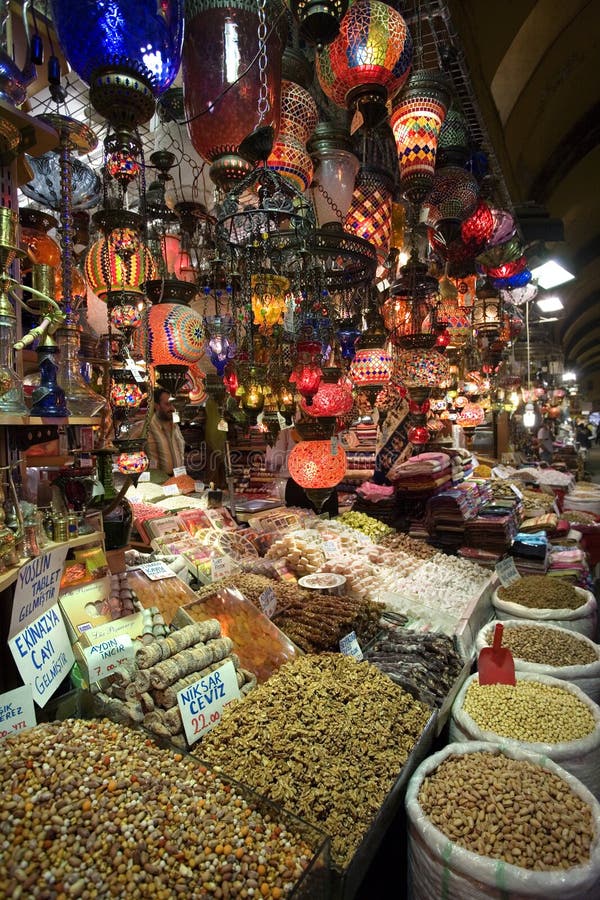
[237,365,267,426]
[115,446,150,476]
[390,69,451,204]
[345,168,393,256]
[394,346,450,392]
[457,401,485,428]
[146,303,205,365]
[349,347,392,387]
[182,0,286,190]
[51,0,184,129]
[316,0,413,112]
[267,79,318,193]
[423,165,479,245]
[85,236,157,299]
[288,438,347,511]
[336,319,361,360]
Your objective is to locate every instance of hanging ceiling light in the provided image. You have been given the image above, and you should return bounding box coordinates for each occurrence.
[289,0,348,49]
[390,69,451,204]
[288,435,347,511]
[182,0,287,190]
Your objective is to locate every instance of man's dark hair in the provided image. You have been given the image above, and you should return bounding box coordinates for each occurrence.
[154,386,170,405]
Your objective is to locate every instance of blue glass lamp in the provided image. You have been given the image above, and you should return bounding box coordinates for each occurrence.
[51,0,184,128]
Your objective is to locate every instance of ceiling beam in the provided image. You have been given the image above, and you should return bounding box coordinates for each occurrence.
[529,101,600,203]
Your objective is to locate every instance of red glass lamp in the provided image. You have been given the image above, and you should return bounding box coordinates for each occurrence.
[390,69,451,204]
[290,340,323,406]
[300,367,353,417]
[288,438,347,511]
[461,200,494,249]
[316,0,413,116]
[182,0,286,190]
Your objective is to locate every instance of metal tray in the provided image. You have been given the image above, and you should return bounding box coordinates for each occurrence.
[235,499,284,513]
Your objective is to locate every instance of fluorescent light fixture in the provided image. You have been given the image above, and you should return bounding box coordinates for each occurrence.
[536,295,563,313]
[562,371,576,382]
[530,260,574,289]
[523,402,536,428]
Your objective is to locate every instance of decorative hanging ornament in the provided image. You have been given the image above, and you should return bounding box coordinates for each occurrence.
[290,340,323,406]
[267,78,318,192]
[85,236,157,299]
[461,200,494,249]
[182,0,287,190]
[345,168,393,257]
[316,0,413,120]
[390,69,451,204]
[144,303,205,365]
[288,438,347,511]
[300,367,353,417]
[51,0,184,129]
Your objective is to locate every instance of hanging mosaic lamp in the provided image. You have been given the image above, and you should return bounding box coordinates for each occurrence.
[457,401,485,428]
[488,256,528,281]
[471,286,502,337]
[316,0,413,122]
[350,307,391,394]
[116,447,150,477]
[500,282,538,307]
[145,303,205,365]
[423,165,479,245]
[182,0,286,190]
[300,367,353,417]
[51,0,184,129]
[237,364,267,426]
[85,236,157,299]
[491,269,532,291]
[390,69,451,204]
[250,273,290,333]
[336,319,361,360]
[290,340,323,406]
[288,437,347,511]
[308,123,359,229]
[290,0,348,49]
[461,200,494,249]
[345,168,393,257]
[267,78,318,193]
[436,102,470,167]
[394,345,450,394]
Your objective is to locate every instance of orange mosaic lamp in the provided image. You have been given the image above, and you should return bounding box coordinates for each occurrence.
[345,169,393,258]
[288,438,347,510]
[267,80,318,193]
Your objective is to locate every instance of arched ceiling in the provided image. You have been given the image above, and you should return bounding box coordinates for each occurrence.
[448,0,600,380]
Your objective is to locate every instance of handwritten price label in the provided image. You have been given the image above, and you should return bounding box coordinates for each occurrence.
[138,471,150,482]
[322,540,340,559]
[339,631,363,661]
[0,685,36,740]
[259,587,277,619]
[495,556,521,587]
[210,556,236,582]
[140,561,177,581]
[163,484,180,496]
[83,635,134,682]
[173,466,187,477]
[177,660,240,745]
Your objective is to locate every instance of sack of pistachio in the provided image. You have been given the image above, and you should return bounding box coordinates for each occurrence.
[405,741,600,899]
[449,672,600,799]
[492,574,597,639]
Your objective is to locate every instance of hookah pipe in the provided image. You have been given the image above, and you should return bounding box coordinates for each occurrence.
[6,277,67,351]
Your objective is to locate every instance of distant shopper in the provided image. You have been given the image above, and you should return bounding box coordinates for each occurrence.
[146,387,186,476]
[537,418,554,464]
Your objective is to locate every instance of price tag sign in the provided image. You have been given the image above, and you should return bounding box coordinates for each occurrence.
[0,685,36,740]
[140,560,176,581]
[177,659,240,745]
[125,357,145,384]
[356,533,371,545]
[163,484,180,496]
[217,418,229,432]
[172,411,181,424]
[83,635,134,682]
[138,471,151,483]
[339,631,363,661]
[259,587,277,619]
[210,556,236,581]
[495,556,521,587]
[9,546,69,639]
[173,466,187,477]
[510,484,524,501]
[322,540,340,559]
[129,493,142,504]
[9,605,75,708]
[194,481,205,493]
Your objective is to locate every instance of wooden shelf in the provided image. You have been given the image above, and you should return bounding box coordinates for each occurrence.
[23,456,73,467]
[0,531,104,594]
[0,414,102,426]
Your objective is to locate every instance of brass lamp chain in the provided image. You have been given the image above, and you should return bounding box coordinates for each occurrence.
[257,0,270,123]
